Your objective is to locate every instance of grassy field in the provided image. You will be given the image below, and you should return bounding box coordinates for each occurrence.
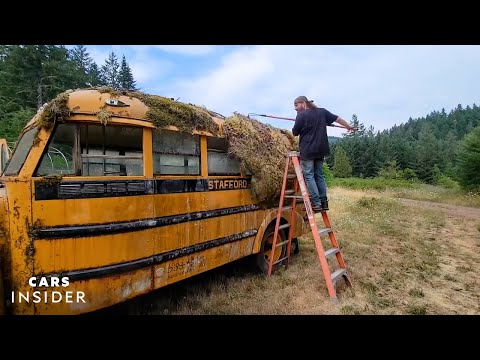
[102,186,480,315]
[332,178,480,208]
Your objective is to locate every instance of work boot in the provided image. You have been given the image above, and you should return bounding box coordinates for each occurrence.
[312,205,323,213]
[321,199,329,211]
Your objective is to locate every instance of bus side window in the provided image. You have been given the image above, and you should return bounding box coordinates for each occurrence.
[81,124,143,176]
[1,144,8,175]
[36,124,75,176]
[153,130,200,175]
[207,137,241,176]
[36,124,143,177]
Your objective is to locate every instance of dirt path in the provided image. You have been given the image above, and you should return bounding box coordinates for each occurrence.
[396,196,479,314]
[397,198,480,219]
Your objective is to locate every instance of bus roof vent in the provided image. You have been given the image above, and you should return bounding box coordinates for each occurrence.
[105,99,130,107]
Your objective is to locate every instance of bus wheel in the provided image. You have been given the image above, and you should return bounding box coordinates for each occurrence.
[256,224,287,275]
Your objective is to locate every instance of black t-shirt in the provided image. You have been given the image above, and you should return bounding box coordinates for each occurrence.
[292,108,338,160]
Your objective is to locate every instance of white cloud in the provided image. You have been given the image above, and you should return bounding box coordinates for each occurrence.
[159,45,480,137]
[128,56,174,86]
[152,45,216,56]
[82,45,480,137]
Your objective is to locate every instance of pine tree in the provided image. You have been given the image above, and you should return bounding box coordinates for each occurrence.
[69,45,93,87]
[415,123,439,183]
[88,62,103,87]
[346,114,365,137]
[118,55,137,91]
[332,146,352,178]
[101,51,120,89]
[0,45,80,110]
[457,127,480,190]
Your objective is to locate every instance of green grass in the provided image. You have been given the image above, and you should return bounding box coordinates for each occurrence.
[331,177,480,208]
[407,304,428,315]
[332,177,419,190]
[409,288,425,298]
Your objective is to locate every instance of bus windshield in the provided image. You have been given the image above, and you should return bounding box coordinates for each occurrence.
[3,127,38,176]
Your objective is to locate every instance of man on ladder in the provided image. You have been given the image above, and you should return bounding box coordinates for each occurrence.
[292,96,356,212]
[266,96,357,300]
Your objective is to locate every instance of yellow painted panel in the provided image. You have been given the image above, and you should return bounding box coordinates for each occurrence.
[153,192,206,217]
[204,189,255,209]
[143,128,153,177]
[32,194,155,226]
[5,181,34,314]
[154,236,255,289]
[30,267,152,315]
[152,212,260,255]
[34,229,154,273]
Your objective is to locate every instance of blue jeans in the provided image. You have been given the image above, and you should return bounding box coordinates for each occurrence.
[300,159,327,207]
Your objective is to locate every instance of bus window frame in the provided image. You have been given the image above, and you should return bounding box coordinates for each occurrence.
[33,122,145,178]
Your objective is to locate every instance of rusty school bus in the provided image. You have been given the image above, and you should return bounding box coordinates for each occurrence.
[0,89,308,315]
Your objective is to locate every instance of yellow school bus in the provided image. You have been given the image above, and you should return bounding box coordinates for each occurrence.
[0,88,308,315]
[0,138,11,176]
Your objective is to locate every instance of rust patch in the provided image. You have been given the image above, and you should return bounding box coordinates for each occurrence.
[26,219,45,241]
[13,206,20,220]
[37,175,64,187]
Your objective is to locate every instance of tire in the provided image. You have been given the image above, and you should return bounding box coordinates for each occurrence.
[255,223,287,275]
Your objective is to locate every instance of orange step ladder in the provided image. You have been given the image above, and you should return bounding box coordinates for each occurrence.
[268,151,352,300]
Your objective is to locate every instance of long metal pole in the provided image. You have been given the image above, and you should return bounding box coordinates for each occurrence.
[248,113,347,129]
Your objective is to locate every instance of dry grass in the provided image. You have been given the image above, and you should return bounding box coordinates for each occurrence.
[103,187,479,315]
[386,184,480,208]
[223,113,297,207]
[36,92,71,131]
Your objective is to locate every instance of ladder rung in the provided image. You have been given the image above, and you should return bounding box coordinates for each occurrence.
[285,195,304,200]
[319,228,332,236]
[325,247,340,258]
[275,240,290,248]
[273,256,289,265]
[285,189,295,195]
[287,174,297,179]
[278,224,290,230]
[331,268,347,283]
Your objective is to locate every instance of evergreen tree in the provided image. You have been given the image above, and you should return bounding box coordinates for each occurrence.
[118,55,137,91]
[101,51,120,89]
[69,45,93,87]
[457,127,480,190]
[88,62,103,87]
[332,146,352,178]
[415,123,439,183]
[0,45,79,110]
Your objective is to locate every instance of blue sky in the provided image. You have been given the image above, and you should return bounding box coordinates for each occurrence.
[80,45,480,137]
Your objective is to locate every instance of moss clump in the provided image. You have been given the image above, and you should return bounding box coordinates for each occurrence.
[223,112,297,207]
[96,109,113,125]
[93,87,220,135]
[141,94,219,135]
[36,92,71,131]
[96,86,122,98]
[38,174,64,186]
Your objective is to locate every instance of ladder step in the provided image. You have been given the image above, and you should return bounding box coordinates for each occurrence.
[285,195,304,200]
[275,240,290,248]
[285,189,295,195]
[273,256,289,265]
[325,247,340,258]
[278,224,290,230]
[287,174,297,179]
[331,268,347,283]
[319,228,332,236]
